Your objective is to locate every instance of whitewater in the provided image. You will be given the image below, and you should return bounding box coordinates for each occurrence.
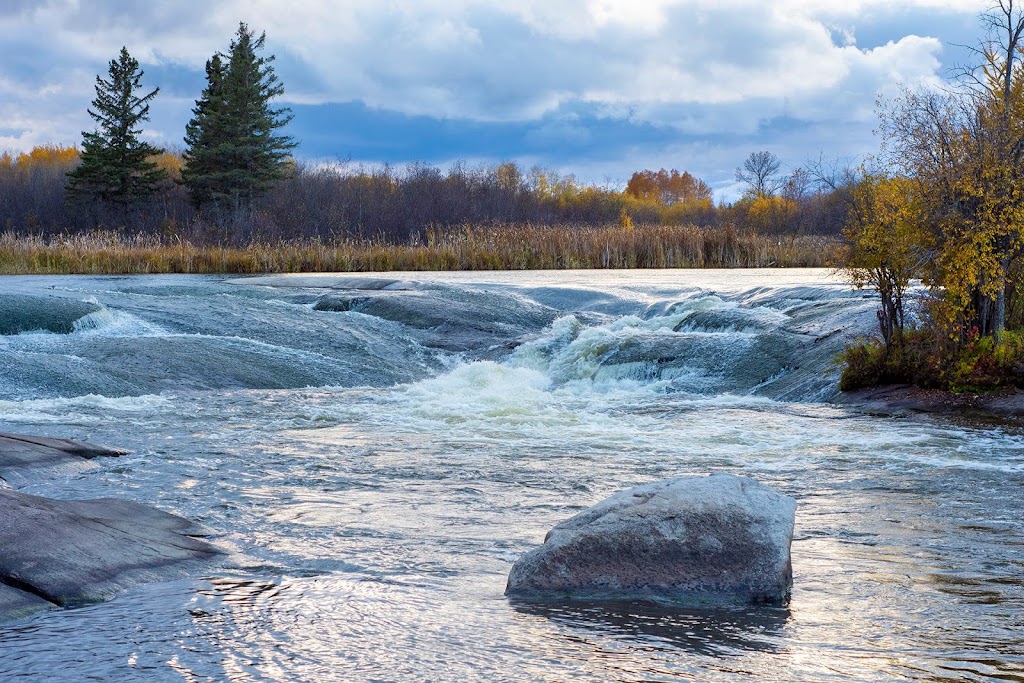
[0,269,1021,682]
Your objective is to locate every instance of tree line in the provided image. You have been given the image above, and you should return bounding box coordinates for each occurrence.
[64,23,293,213]
[0,146,857,243]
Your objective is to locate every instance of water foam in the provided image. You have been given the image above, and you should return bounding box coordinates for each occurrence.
[509,300,770,393]
[0,393,173,425]
[398,361,555,425]
[70,307,168,337]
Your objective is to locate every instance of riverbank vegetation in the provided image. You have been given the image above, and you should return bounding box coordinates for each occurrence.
[840,0,1024,393]
[0,225,833,274]
[0,138,846,273]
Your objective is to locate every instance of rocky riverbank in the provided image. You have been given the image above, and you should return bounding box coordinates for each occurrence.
[0,432,221,622]
[836,385,1024,423]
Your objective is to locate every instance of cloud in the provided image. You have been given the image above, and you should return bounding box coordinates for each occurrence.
[241,0,964,120]
[0,0,991,195]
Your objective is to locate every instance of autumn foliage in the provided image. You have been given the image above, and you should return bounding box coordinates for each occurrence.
[0,145,80,170]
[624,168,713,206]
[840,1,1024,392]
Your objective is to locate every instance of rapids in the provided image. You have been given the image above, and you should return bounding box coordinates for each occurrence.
[0,270,1021,682]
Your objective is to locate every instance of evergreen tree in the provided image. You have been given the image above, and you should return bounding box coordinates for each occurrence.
[181,54,228,208]
[67,47,167,204]
[182,23,296,209]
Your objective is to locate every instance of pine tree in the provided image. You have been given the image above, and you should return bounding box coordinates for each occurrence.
[181,54,229,208]
[182,23,296,209]
[67,47,167,204]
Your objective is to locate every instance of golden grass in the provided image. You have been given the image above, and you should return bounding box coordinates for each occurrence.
[0,224,838,275]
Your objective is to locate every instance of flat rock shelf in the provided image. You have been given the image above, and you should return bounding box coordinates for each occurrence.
[0,432,221,622]
[0,432,127,488]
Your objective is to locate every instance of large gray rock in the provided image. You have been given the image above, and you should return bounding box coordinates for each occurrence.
[0,489,220,619]
[0,432,222,622]
[506,473,796,605]
[0,432,127,488]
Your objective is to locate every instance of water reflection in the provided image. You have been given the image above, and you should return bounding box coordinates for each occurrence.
[197,576,287,607]
[509,599,789,657]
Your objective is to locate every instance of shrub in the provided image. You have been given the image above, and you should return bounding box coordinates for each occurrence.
[838,340,888,391]
[840,329,1024,393]
[948,330,1024,392]
[838,330,939,391]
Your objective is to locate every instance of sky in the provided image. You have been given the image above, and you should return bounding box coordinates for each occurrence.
[0,0,992,199]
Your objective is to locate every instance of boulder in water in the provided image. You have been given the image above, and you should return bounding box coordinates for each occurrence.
[506,473,795,605]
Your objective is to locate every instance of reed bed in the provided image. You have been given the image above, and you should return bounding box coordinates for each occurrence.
[0,224,838,275]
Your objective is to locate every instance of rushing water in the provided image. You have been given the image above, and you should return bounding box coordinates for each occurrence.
[0,269,1021,682]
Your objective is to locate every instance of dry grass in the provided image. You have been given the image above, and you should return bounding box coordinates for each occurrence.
[0,224,838,275]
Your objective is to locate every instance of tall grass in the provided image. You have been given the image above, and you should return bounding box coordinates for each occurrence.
[0,224,838,275]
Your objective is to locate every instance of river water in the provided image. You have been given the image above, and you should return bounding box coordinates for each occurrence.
[0,270,1021,682]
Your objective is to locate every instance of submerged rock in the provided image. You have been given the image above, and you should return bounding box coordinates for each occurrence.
[314,285,558,354]
[313,295,370,313]
[506,473,795,605]
[0,295,102,335]
[0,489,220,619]
[0,432,127,488]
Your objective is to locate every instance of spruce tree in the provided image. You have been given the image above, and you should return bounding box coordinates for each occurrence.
[182,23,296,209]
[181,54,229,208]
[67,47,167,204]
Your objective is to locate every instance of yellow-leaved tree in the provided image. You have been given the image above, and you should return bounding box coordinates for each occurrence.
[842,173,932,348]
[879,0,1024,340]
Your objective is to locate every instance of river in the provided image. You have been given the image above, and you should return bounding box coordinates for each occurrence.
[0,269,1021,682]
